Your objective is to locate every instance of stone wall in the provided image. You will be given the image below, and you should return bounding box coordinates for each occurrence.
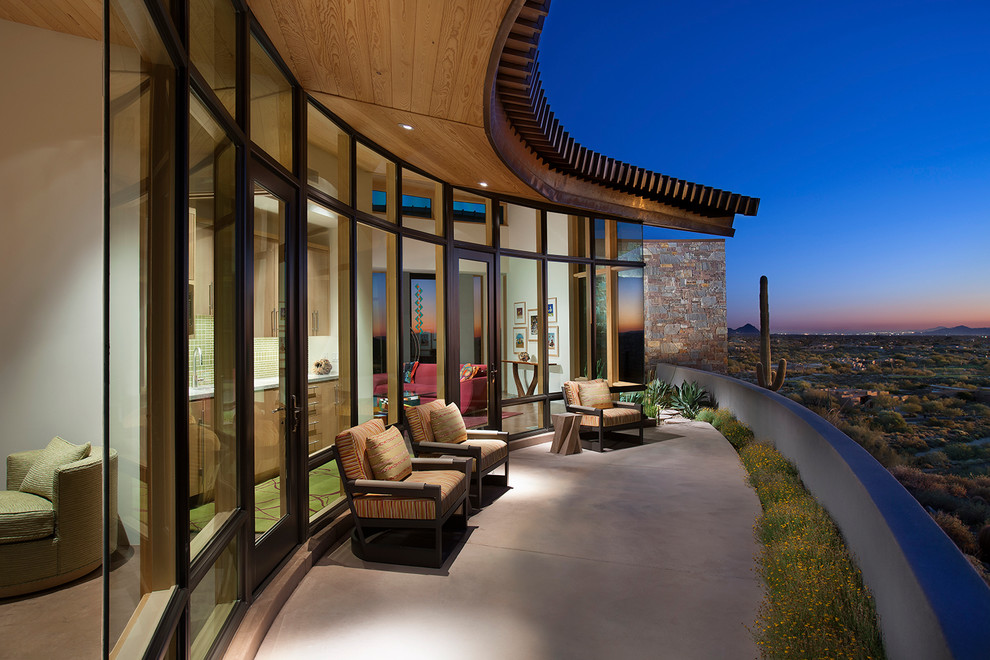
[643,239,727,374]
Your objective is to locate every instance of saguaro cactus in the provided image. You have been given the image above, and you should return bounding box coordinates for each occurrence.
[756,275,787,391]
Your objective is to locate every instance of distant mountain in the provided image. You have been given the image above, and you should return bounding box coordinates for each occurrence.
[730,323,760,335]
[921,325,990,336]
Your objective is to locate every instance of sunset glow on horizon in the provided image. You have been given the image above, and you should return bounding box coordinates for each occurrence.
[542,1,990,335]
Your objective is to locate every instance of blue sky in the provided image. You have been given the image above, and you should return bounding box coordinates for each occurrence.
[538,0,990,333]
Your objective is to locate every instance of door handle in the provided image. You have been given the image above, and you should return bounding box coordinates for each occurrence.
[290,394,301,432]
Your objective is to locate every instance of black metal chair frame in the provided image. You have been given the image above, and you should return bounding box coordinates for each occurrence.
[565,399,644,452]
[411,429,510,507]
[335,454,472,568]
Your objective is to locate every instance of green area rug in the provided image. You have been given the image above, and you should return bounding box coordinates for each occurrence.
[190,464,342,535]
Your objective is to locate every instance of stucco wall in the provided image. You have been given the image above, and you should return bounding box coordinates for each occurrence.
[0,20,103,484]
[655,363,990,660]
[643,239,727,375]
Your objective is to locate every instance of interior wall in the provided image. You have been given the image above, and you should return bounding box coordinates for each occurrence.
[0,19,102,484]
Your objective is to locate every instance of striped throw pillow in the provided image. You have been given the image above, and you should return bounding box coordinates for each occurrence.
[365,426,412,481]
[407,399,447,444]
[578,379,613,410]
[430,403,468,444]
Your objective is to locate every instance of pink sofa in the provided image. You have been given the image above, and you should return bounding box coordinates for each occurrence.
[373,363,488,414]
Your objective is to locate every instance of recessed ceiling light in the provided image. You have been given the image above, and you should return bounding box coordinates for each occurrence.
[479,181,489,187]
[398,123,414,130]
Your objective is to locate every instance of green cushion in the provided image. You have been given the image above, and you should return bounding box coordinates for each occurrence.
[19,436,91,501]
[0,490,55,544]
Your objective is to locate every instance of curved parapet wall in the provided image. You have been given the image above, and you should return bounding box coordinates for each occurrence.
[485,1,759,236]
[654,363,990,660]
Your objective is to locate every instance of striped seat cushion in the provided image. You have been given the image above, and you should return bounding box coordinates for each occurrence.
[353,469,466,520]
[336,419,387,481]
[365,427,412,481]
[581,407,641,428]
[463,439,508,472]
[0,491,55,544]
[578,379,613,410]
[406,399,447,444]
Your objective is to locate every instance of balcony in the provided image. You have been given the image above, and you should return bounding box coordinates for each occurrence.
[251,423,762,658]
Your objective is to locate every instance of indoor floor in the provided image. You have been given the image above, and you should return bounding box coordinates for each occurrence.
[255,421,764,659]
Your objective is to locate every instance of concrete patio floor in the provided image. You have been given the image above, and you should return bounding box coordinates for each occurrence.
[256,421,763,660]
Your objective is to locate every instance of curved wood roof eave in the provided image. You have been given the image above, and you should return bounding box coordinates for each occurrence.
[484,0,760,236]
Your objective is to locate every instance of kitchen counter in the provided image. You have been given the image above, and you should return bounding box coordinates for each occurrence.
[189,372,338,401]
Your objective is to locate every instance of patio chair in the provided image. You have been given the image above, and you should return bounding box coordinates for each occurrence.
[562,379,643,452]
[334,419,471,568]
[405,400,509,507]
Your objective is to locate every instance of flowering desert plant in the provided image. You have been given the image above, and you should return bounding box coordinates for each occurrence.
[707,410,886,659]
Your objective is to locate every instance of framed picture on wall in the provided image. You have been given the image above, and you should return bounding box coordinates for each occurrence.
[513,301,526,326]
[547,325,559,358]
[528,310,539,340]
[547,297,557,324]
[514,330,526,353]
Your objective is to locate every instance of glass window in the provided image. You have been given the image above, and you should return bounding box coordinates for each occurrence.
[189,0,237,118]
[402,238,445,411]
[402,169,442,235]
[108,0,177,650]
[502,401,544,435]
[594,266,645,384]
[501,256,543,400]
[617,221,643,261]
[356,143,395,222]
[188,93,239,557]
[616,267,645,384]
[307,103,350,203]
[547,261,590,393]
[452,188,491,245]
[594,218,611,259]
[189,537,239,660]
[456,257,491,427]
[500,203,540,253]
[546,212,589,257]
[306,201,349,520]
[250,34,293,172]
[357,224,398,423]
[252,183,288,537]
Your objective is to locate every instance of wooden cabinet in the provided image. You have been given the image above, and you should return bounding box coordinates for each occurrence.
[254,387,283,484]
[306,379,339,454]
[307,245,330,336]
[254,232,280,337]
[189,397,219,502]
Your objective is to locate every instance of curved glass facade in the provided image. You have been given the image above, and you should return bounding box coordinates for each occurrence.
[99,0,646,656]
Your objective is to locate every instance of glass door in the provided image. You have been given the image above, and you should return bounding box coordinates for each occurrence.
[251,170,302,589]
[453,251,497,429]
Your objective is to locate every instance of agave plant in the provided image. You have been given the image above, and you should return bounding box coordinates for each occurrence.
[671,381,714,419]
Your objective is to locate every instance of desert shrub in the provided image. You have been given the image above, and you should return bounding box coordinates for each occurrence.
[839,421,902,467]
[877,410,909,432]
[741,441,885,659]
[695,407,717,424]
[933,511,977,554]
[713,408,736,430]
[900,402,923,416]
[721,419,755,450]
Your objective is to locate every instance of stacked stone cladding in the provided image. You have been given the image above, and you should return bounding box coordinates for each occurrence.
[643,239,727,374]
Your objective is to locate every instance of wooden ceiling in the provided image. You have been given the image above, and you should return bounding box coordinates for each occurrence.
[2,0,759,231]
[251,0,546,200]
[0,0,101,40]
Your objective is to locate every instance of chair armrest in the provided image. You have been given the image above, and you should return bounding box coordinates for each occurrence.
[466,429,509,440]
[6,449,43,490]
[567,404,601,415]
[412,456,471,477]
[352,478,440,498]
[413,441,472,453]
[53,455,104,567]
[615,401,643,413]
